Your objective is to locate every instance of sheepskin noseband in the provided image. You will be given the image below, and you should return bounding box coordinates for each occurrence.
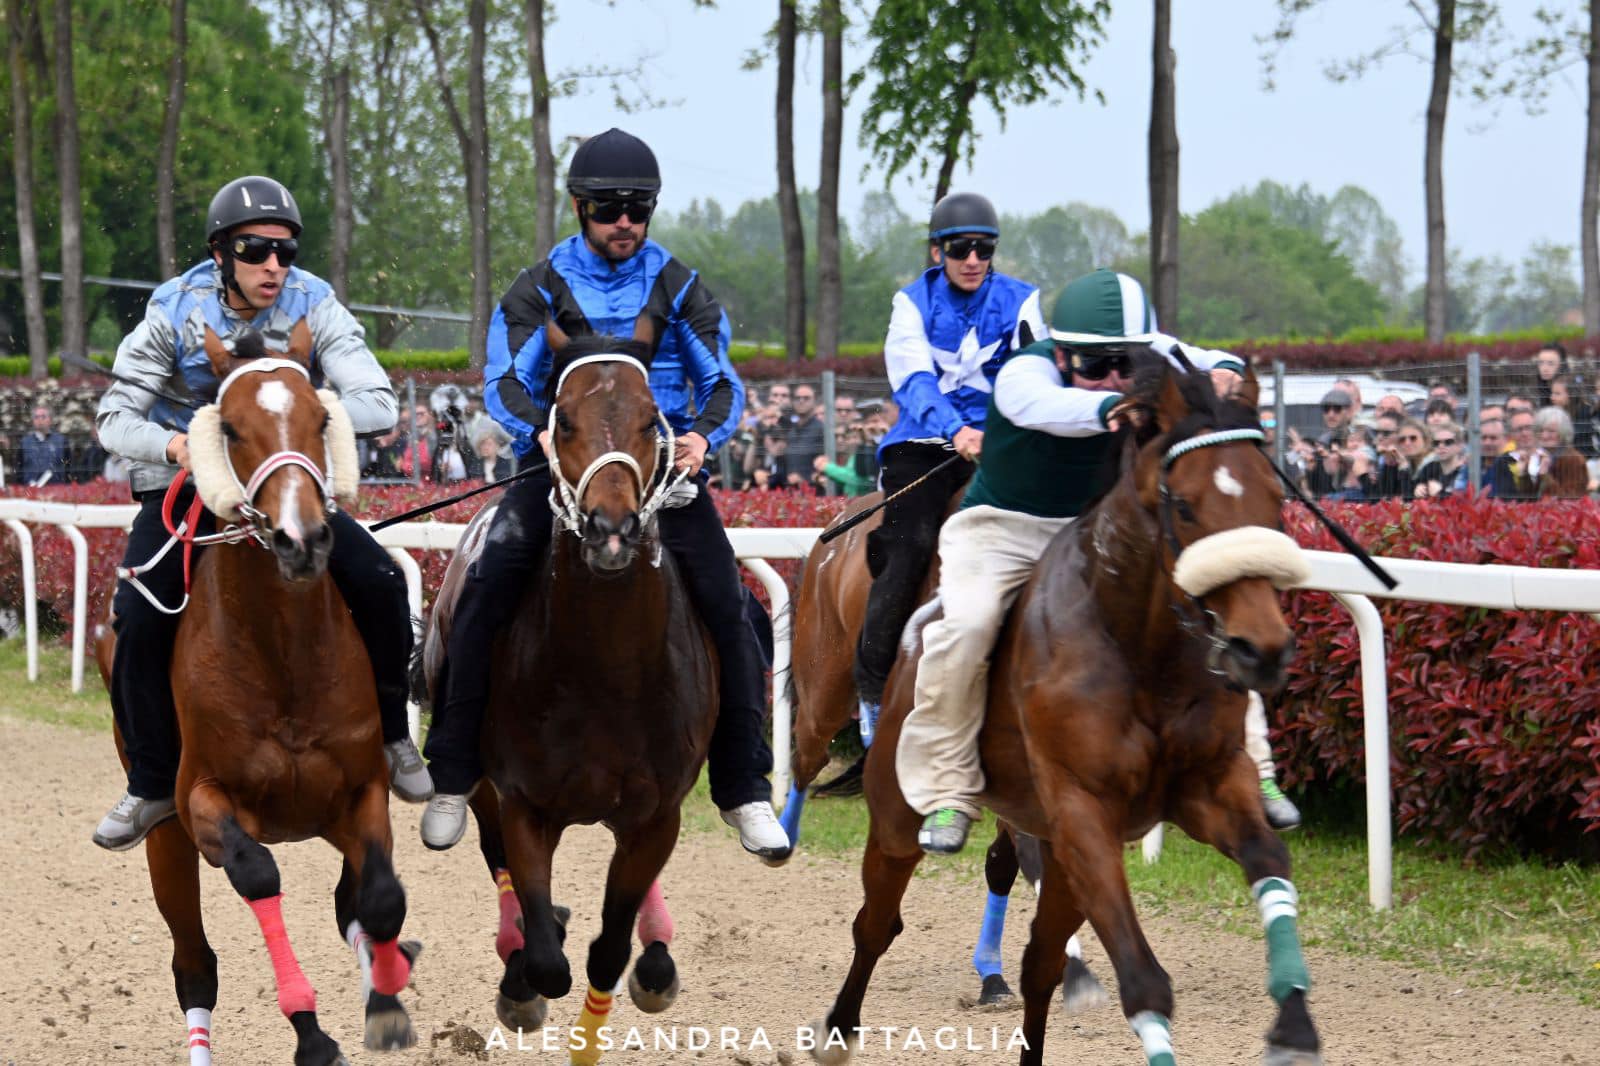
[1171,526,1311,598]
[186,373,360,522]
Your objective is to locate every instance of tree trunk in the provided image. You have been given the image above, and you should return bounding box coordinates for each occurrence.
[1148,0,1179,331]
[54,0,86,361]
[815,0,843,360]
[1423,0,1454,342]
[933,27,983,206]
[6,0,48,374]
[326,64,353,301]
[525,0,555,259]
[155,0,186,279]
[1584,2,1600,334]
[776,0,806,359]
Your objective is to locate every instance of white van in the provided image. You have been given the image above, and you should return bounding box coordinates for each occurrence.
[1255,374,1431,442]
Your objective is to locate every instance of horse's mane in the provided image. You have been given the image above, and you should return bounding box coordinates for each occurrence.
[544,335,654,408]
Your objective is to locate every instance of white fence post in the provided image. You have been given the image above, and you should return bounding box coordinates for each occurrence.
[1333,592,1392,911]
[3,518,37,681]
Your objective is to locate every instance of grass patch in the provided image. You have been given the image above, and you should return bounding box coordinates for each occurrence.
[0,639,113,733]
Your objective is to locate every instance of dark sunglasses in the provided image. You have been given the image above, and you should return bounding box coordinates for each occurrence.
[581,197,655,224]
[940,237,997,261]
[1374,428,1396,437]
[229,234,298,266]
[1321,404,1348,414]
[1071,350,1134,381]
[1435,437,1459,446]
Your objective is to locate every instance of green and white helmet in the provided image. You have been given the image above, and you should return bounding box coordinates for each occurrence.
[1049,269,1159,347]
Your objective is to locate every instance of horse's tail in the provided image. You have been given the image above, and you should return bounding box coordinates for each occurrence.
[407,613,431,709]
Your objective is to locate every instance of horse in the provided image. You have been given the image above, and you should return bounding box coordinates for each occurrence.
[783,494,1108,1013]
[98,323,418,1065]
[807,360,1322,1066]
[419,335,716,1066]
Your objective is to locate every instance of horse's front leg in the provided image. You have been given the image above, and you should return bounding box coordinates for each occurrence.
[329,780,417,1051]
[569,810,682,1066]
[498,793,569,1024]
[188,784,344,1066]
[1174,755,1322,1066]
[144,817,220,1066]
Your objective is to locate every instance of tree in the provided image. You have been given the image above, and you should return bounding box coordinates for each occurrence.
[998,205,1093,301]
[283,0,355,300]
[524,0,555,260]
[54,0,86,360]
[816,0,842,358]
[1148,0,1179,332]
[775,0,806,360]
[1069,200,1131,267]
[1262,1,1503,342]
[155,0,186,280]
[4,0,47,372]
[853,0,1109,205]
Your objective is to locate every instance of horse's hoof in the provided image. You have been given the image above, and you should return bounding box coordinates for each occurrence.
[364,1003,417,1050]
[1264,1047,1323,1066]
[976,973,1014,1007]
[1059,957,1110,1014]
[805,1019,858,1065]
[553,904,571,933]
[628,941,680,1013]
[497,991,549,1030]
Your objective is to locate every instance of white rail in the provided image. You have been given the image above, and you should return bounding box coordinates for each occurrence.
[6,499,1600,910]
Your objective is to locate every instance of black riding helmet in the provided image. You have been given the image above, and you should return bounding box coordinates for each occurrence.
[206,176,302,303]
[566,128,662,200]
[929,191,999,240]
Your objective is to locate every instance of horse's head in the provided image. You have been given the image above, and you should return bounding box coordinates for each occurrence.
[546,335,666,574]
[1128,359,1309,692]
[188,323,360,582]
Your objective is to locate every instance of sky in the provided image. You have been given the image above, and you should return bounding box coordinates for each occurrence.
[541,1,1586,282]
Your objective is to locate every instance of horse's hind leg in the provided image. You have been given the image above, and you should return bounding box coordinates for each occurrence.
[784,633,860,845]
[972,824,1020,1006]
[630,879,677,1012]
[1176,763,1321,1065]
[1009,828,1109,1014]
[1018,840,1087,1066]
[145,818,219,1064]
[809,823,922,1064]
[570,811,682,1066]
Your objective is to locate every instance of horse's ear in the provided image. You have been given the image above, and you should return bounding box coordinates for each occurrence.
[284,318,313,368]
[202,326,237,379]
[1233,361,1261,409]
[631,311,658,352]
[547,316,571,354]
[1153,365,1189,432]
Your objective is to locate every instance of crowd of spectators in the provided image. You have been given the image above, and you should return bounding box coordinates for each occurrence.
[0,404,128,486]
[729,382,896,495]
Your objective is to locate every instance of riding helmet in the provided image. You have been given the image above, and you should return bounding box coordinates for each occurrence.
[206,176,303,244]
[566,128,662,199]
[928,192,1000,240]
[1049,269,1159,347]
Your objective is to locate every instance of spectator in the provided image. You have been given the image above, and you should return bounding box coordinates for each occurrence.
[400,404,436,480]
[1505,394,1536,419]
[766,383,792,414]
[813,451,873,496]
[1414,421,1469,497]
[1479,403,1506,437]
[1318,387,1355,447]
[833,395,858,427]
[747,426,791,488]
[785,384,827,472]
[1375,394,1406,417]
[1334,377,1364,412]
[1428,382,1459,416]
[1533,342,1567,409]
[1477,418,1506,491]
[20,404,68,486]
[1548,374,1596,457]
[363,405,410,479]
[1491,409,1542,500]
[1534,406,1591,498]
[739,403,784,483]
[1424,398,1456,429]
[68,423,110,484]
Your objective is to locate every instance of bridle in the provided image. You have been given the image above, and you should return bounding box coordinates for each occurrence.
[546,353,689,538]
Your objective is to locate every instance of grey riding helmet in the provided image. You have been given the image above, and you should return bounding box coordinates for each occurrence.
[206,176,303,245]
[929,191,999,240]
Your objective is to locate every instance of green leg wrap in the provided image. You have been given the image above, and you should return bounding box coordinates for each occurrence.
[1254,878,1310,1003]
[1129,1010,1176,1066]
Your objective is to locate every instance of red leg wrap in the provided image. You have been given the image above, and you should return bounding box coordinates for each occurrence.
[369,937,412,996]
[246,895,316,1017]
[637,879,674,947]
[494,868,525,963]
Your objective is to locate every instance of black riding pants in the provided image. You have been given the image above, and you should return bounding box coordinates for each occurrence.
[111,482,414,799]
[425,471,775,809]
[853,442,975,704]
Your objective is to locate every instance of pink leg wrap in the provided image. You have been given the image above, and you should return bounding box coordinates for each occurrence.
[369,937,412,996]
[637,879,674,947]
[494,868,525,963]
[246,895,316,1017]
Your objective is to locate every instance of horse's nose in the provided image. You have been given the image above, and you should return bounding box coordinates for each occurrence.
[1222,634,1295,694]
[582,509,642,571]
[271,522,333,581]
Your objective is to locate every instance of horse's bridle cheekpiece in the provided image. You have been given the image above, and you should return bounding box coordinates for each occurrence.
[546,353,687,542]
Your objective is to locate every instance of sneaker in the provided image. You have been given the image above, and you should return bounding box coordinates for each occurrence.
[857,699,880,749]
[918,808,972,855]
[420,793,472,851]
[384,737,435,803]
[92,792,178,852]
[719,801,793,866]
[1260,779,1301,832]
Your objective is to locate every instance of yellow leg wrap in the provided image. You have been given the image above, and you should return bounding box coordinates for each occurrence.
[570,985,614,1066]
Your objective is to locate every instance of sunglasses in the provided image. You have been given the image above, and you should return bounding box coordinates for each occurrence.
[581,197,655,224]
[1374,428,1396,437]
[1398,434,1425,443]
[1072,350,1133,381]
[1321,404,1348,414]
[1435,437,1459,446]
[229,234,298,266]
[940,237,997,261]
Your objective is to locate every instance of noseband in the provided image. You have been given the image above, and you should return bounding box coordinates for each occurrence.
[546,353,689,539]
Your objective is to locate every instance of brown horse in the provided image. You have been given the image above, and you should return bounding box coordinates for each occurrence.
[784,495,1108,1012]
[98,323,418,1065]
[421,336,716,1066]
[808,362,1322,1066]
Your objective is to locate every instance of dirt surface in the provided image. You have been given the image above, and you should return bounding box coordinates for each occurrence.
[1,713,1594,1066]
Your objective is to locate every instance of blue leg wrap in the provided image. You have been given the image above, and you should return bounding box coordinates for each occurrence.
[971,890,1009,979]
[778,782,806,846]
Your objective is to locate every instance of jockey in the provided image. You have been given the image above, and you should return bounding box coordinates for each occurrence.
[900,268,1247,854]
[852,192,1044,746]
[92,175,432,851]
[419,128,792,863]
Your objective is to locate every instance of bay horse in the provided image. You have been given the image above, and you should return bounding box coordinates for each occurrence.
[99,324,418,1065]
[420,336,715,1066]
[785,495,1108,1012]
[808,361,1322,1066]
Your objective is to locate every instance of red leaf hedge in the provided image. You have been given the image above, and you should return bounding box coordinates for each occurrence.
[2,483,1596,856]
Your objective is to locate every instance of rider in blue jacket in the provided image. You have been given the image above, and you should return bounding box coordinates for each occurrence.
[420,129,792,864]
[850,193,1044,747]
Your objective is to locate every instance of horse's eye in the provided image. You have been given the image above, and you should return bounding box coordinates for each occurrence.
[1175,498,1197,523]
[220,420,240,442]
[320,412,331,432]
[555,410,573,433]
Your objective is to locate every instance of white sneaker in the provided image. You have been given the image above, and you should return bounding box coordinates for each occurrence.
[384,737,435,803]
[420,793,471,851]
[719,801,793,866]
[92,792,177,851]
